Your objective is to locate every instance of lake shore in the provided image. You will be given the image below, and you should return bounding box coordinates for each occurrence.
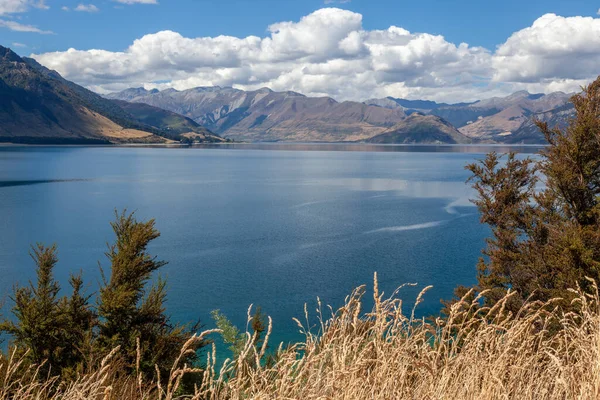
[0,141,547,153]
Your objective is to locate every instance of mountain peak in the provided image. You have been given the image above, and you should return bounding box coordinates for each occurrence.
[508,90,531,97]
[367,113,471,145]
[386,97,445,110]
[189,86,221,93]
[505,90,545,101]
[0,46,23,63]
[256,87,273,93]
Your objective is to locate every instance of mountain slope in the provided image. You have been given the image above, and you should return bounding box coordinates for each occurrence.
[108,84,574,144]
[0,46,165,144]
[366,91,573,143]
[364,97,473,112]
[366,114,471,144]
[113,100,226,142]
[107,87,408,142]
[457,91,572,140]
[430,106,501,128]
[458,105,532,138]
[506,103,575,144]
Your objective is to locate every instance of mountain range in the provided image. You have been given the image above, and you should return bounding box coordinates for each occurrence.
[365,91,574,143]
[108,86,575,144]
[0,43,575,145]
[0,45,224,144]
[105,87,474,143]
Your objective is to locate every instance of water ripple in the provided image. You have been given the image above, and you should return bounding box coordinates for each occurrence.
[365,221,446,234]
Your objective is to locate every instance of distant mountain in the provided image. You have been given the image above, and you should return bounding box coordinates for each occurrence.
[109,87,160,102]
[113,100,226,142]
[366,114,471,144]
[106,86,415,142]
[106,83,574,144]
[430,106,501,128]
[107,86,472,143]
[366,91,573,143]
[365,96,500,128]
[507,103,575,144]
[364,96,473,112]
[457,91,572,141]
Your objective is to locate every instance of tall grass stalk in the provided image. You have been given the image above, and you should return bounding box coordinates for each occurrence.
[2,274,600,399]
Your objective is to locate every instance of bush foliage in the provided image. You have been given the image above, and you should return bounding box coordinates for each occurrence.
[450,77,600,314]
[0,211,204,382]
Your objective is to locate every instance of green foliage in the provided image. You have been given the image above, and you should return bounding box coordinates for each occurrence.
[211,306,268,366]
[59,272,97,379]
[180,136,194,145]
[211,310,246,358]
[453,76,600,314]
[97,210,201,378]
[0,245,95,378]
[0,210,205,383]
[1,245,63,370]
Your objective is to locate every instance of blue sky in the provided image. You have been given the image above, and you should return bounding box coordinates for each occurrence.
[3,0,599,52]
[2,0,600,101]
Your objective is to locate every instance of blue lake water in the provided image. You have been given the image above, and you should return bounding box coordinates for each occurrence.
[0,144,542,347]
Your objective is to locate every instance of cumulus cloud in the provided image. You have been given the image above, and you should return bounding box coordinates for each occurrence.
[75,3,98,12]
[0,18,53,33]
[30,8,600,102]
[493,14,600,86]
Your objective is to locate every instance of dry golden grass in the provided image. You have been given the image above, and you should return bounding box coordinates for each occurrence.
[2,273,600,399]
[79,107,158,140]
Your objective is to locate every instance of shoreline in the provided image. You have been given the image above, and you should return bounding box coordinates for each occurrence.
[0,141,547,154]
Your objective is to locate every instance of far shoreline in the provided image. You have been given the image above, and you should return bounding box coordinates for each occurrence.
[0,141,547,154]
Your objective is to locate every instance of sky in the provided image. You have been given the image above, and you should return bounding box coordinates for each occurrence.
[1,0,600,102]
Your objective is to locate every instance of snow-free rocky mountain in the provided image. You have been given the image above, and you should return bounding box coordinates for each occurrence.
[365,91,574,143]
[105,87,472,144]
[108,86,575,144]
[367,114,471,144]
[0,45,224,144]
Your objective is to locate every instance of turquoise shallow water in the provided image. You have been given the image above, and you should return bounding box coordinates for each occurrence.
[0,144,541,348]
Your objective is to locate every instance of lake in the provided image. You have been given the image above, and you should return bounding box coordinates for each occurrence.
[0,144,543,347]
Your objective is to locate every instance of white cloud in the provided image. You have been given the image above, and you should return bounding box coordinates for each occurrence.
[12,41,26,47]
[75,3,98,12]
[493,14,600,87]
[30,8,600,102]
[0,18,53,33]
[0,0,30,14]
[61,5,69,10]
[0,0,47,14]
